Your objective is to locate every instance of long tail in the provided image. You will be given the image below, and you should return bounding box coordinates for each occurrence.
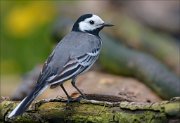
[8,84,48,118]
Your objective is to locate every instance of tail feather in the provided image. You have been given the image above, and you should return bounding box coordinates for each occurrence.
[8,85,47,118]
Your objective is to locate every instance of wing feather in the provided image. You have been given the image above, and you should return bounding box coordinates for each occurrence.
[48,48,100,86]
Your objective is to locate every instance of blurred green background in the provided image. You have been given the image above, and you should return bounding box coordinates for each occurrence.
[1,1,57,74]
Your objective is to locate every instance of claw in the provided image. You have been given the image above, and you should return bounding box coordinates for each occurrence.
[66,97,74,103]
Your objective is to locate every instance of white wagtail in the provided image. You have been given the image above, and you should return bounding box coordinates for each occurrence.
[8,14,113,118]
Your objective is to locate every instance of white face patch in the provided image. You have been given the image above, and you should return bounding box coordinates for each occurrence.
[79,15,104,32]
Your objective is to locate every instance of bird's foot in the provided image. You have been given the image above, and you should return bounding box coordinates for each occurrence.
[66,97,74,103]
[66,95,86,103]
[81,95,87,99]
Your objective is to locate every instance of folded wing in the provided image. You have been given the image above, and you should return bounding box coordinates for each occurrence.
[49,48,100,88]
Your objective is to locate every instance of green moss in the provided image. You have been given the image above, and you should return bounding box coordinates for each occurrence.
[164,102,180,116]
[37,102,114,123]
[70,115,111,123]
[70,103,113,123]
[12,115,40,123]
[114,111,167,123]
[0,101,14,118]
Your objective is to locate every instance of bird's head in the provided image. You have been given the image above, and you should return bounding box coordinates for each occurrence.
[72,14,113,36]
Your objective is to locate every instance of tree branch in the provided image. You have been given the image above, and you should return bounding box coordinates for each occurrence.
[1,95,180,123]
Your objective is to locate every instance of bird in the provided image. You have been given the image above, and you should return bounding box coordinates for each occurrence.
[8,14,113,118]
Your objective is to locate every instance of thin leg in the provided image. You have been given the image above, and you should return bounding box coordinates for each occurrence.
[71,77,86,99]
[60,84,72,101]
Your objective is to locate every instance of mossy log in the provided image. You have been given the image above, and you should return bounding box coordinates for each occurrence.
[0,95,180,123]
[99,34,180,99]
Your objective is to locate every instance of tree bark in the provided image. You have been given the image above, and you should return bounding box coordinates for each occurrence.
[1,95,180,123]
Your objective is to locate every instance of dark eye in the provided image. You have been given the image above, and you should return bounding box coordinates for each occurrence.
[89,20,94,25]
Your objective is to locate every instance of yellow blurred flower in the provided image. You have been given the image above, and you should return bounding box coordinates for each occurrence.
[6,2,56,37]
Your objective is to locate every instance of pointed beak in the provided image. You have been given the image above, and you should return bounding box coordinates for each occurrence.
[103,23,114,27]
